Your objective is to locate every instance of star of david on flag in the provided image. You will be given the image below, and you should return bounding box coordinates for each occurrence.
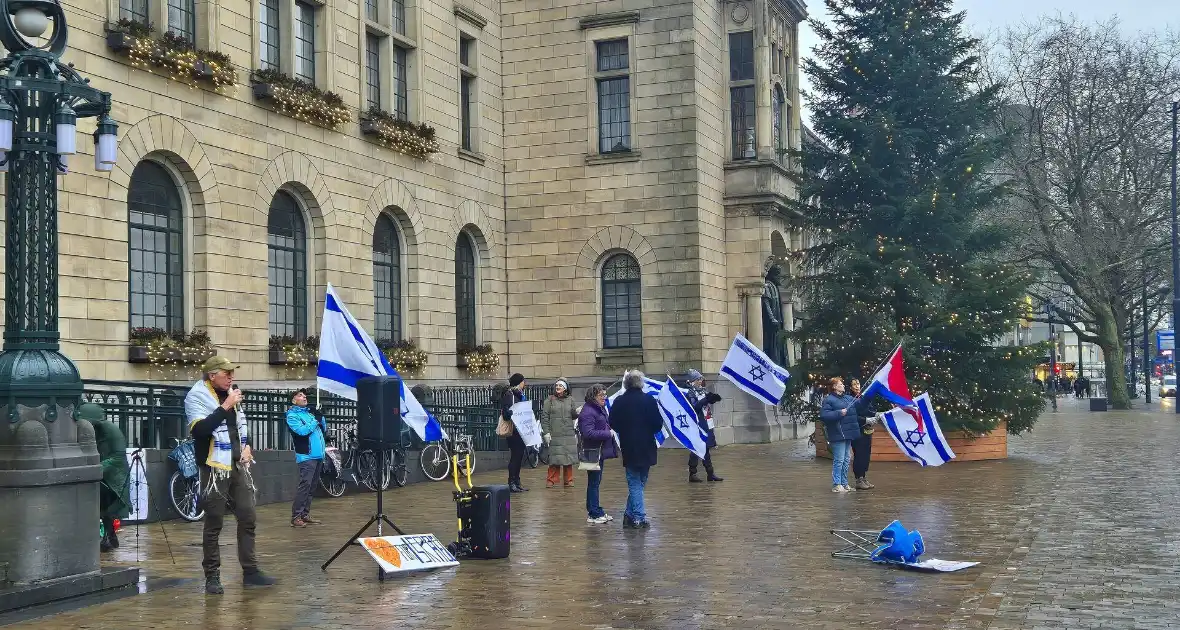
[655,375,708,458]
[605,371,672,447]
[719,334,789,406]
[881,393,955,467]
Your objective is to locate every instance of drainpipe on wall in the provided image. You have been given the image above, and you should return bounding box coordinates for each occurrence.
[501,45,511,378]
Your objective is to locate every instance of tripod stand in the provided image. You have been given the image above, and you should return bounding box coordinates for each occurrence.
[321,448,405,581]
[125,446,177,565]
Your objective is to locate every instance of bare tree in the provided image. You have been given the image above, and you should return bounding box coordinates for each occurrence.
[987,17,1180,409]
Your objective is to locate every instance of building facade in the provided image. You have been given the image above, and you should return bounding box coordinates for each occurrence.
[5,0,806,401]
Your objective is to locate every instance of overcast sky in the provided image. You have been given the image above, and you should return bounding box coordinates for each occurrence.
[798,0,1179,122]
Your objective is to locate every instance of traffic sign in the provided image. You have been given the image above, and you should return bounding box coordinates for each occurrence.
[1158,330,1175,352]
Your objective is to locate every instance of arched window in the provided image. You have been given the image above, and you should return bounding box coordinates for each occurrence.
[128,160,184,332]
[267,190,307,339]
[373,214,402,341]
[601,253,641,349]
[455,232,477,351]
[772,85,785,162]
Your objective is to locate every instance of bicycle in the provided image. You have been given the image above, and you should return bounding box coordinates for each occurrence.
[420,433,475,482]
[167,438,204,522]
[320,429,387,495]
[385,426,412,488]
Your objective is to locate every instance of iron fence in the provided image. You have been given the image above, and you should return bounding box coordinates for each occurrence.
[80,379,505,452]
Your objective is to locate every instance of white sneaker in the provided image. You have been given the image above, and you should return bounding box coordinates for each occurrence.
[587,516,609,524]
[843,484,856,492]
[603,514,614,522]
[832,485,846,493]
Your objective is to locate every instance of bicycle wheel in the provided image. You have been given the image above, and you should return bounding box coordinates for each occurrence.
[356,450,384,491]
[169,470,205,522]
[420,443,452,481]
[389,448,409,487]
[320,466,347,497]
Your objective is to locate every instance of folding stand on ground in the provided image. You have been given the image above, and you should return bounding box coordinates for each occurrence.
[321,451,405,581]
[830,529,881,561]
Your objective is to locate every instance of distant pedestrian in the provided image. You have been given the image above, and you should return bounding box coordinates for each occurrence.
[684,369,723,483]
[820,377,861,493]
[848,379,875,490]
[286,388,327,527]
[577,384,617,524]
[609,370,664,529]
[500,373,530,493]
[185,356,276,594]
[541,378,578,488]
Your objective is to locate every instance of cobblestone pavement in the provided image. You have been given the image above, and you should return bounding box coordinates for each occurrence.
[7,398,1180,629]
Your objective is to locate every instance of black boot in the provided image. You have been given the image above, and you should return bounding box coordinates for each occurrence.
[688,473,703,483]
[707,474,724,482]
[243,570,277,587]
[205,571,224,595]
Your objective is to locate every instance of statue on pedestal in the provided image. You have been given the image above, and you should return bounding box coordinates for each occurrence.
[762,264,787,366]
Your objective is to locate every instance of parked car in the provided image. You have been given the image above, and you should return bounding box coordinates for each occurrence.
[1160,375,1177,398]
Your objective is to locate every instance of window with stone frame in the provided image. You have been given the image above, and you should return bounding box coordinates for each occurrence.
[459,33,478,152]
[455,232,478,352]
[729,31,756,160]
[120,0,206,48]
[601,254,642,349]
[120,0,150,24]
[259,0,281,71]
[294,1,316,84]
[360,0,415,121]
[594,38,632,154]
[128,160,184,333]
[166,0,196,44]
[255,0,330,87]
[373,214,403,342]
[773,85,785,163]
[267,191,308,339]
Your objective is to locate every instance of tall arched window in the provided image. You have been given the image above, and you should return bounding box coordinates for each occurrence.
[601,253,641,349]
[455,232,477,351]
[267,190,307,339]
[128,160,184,332]
[772,85,785,163]
[373,214,402,341]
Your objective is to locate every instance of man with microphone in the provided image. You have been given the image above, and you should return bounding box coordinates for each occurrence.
[185,356,277,595]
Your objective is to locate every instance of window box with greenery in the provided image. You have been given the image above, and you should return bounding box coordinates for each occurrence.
[251,69,350,129]
[378,339,429,375]
[106,20,236,91]
[268,335,319,367]
[128,328,216,365]
[458,344,498,376]
[359,107,439,159]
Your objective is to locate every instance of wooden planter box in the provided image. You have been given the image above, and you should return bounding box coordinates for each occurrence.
[813,420,1007,462]
[128,345,216,365]
[268,349,316,365]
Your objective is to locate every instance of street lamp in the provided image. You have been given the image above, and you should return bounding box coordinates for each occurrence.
[1171,98,1178,413]
[0,0,126,599]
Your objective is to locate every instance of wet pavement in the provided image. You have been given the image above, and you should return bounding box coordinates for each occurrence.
[6,397,1180,629]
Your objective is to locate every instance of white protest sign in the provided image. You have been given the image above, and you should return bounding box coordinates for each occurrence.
[125,448,148,522]
[509,400,543,448]
[904,558,980,572]
[359,534,460,575]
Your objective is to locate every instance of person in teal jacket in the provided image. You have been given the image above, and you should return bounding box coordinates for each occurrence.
[286,389,327,527]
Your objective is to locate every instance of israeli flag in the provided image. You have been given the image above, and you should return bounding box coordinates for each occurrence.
[655,375,708,458]
[719,333,790,406]
[881,393,955,467]
[605,371,672,447]
[316,284,445,442]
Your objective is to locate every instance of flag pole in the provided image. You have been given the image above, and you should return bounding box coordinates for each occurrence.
[855,341,903,402]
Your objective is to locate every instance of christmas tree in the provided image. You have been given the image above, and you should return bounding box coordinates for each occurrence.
[789,0,1044,434]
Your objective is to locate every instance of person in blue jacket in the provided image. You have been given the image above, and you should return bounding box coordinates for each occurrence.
[820,377,863,493]
[286,388,327,527]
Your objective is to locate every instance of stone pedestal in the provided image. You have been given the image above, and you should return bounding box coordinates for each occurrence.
[712,377,797,444]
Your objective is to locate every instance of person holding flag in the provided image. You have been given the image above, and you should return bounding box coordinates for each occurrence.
[683,369,723,483]
[820,377,863,493]
[609,371,664,529]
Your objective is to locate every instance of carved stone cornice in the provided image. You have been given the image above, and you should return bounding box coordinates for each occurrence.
[579,11,640,30]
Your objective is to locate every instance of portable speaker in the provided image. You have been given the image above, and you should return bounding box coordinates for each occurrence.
[458,484,511,559]
[356,375,402,448]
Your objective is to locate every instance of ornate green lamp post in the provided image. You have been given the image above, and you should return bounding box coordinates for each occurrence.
[0,0,133,605]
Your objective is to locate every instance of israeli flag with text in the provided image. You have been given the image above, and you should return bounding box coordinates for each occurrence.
[316,284,445,442]
[606,371,672,447]
[656,375,708,458]
[719,333,790,406]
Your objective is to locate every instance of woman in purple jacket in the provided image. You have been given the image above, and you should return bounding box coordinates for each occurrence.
[577,384,618,524]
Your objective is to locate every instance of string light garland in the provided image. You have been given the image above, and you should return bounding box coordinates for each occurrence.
[109,20,236,91]
[461,344,499,377]
[251,68,350,129]
[268,335,319,368]
[378,339,429,375]
[360,106,439,160]
[129,327,214,366]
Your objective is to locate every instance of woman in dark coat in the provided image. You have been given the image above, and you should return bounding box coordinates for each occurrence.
[820,377,861,493]
[577,384,618,524]
[500,373,529,493]
[848,379,875,490]
[541,378,579,488]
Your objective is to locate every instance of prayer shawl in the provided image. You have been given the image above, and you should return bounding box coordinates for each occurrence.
[185,379,249,480]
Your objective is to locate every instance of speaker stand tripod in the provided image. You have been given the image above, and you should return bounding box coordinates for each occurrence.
[321,450,405,581]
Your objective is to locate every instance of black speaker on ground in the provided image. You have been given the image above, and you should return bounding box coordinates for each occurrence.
[356,375,402,448]
[1089,398,1108,412]
[457,484,511,559]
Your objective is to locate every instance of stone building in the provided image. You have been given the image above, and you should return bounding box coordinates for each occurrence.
[10,0,807,438]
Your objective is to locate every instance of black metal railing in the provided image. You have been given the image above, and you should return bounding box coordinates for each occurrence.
[80,379,506,452]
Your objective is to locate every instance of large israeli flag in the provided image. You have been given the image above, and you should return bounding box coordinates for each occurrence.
[605,371,672,447]
[719,333,790,406]
[316,284,445,442]
[656,375,708,458]
[881,393,955,467]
